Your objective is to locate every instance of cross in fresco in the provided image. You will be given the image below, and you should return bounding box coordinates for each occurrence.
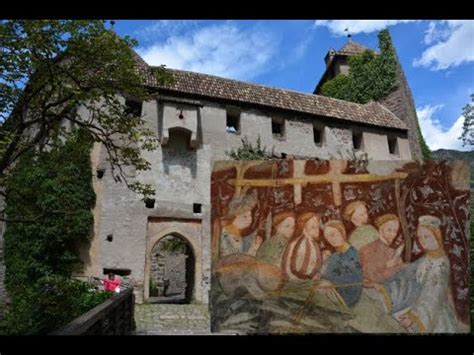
[227,160,408,206]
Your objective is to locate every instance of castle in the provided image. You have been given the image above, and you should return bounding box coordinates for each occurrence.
[0,39,423,307]
[75,39,423,305]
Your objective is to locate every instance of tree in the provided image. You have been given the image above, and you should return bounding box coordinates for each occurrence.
[459,94,474,148]
[0,20,173,203]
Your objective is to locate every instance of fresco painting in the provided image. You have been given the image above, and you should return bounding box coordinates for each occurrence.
[210,160,470,334]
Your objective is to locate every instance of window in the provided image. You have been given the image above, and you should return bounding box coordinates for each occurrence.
[272,118,285,139]
[388,136,398,155]
[352,131,362,150]
[125,99,142,117]
[226,109,240,133]
[96,168,105,179]
[193,203,202,214]
[145,198,155,209]
[313,126,324,145]
[103,268,131,276]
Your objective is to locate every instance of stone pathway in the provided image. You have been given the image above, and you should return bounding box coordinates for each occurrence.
[134,304,212,335]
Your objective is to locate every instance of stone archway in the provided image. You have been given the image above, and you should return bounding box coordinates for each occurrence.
[144,220,203,304]
[149,234,195,304]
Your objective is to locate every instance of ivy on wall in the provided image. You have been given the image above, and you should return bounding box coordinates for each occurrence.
[320,29,431,160]
[0,129,109,335]
[320,30,397,104]
[417,120,433,159]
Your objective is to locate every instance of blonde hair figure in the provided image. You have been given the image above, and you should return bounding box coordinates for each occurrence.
[344,201,378,250]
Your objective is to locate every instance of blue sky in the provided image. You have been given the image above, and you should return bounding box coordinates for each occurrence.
[113,20,474,151]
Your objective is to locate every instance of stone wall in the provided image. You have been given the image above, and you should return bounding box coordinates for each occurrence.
[150,251,187,297]
[377,60,423,160]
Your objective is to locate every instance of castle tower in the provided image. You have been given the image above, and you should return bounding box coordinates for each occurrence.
[314,39,423,160]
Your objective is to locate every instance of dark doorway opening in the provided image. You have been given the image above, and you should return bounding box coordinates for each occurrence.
[149,234,195,304]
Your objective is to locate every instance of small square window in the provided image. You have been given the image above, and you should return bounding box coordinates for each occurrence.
[388,136,398,155]
[226,110,240,133]
[353,131,362,150]
[313,126,324,145]
[272,118,285,139]
[125,100,142,117]
[145,198,155,209]
[103,268,131,276]
[193,203,202,214]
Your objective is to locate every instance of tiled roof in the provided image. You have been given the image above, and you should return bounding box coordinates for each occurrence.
[337,41,371,55]
[134,54,407,131]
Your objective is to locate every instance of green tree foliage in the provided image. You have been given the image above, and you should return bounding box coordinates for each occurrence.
[460,94,474,148]
[320,29,431,159]
[0,129,109,334]
[0,275,111,335]
[225,136,272,160]
[0,20,173,199]
[158,236,188,254]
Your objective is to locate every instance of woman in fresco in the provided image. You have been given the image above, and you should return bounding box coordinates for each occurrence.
[381,215,467,333]
[343,201,378,251]
[317,220,363,308]
[256,211,295,268]
[215,196,290,302]
[359,214,406,288]
[219,190,262,257]
[281,212,323,282]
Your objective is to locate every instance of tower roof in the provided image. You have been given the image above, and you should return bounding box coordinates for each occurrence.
[337,40,370,56]
[314,41,374,94]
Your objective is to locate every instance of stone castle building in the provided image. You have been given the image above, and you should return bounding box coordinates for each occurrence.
[0,40,423,308]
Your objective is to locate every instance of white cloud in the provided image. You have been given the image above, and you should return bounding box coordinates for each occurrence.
[423,21,451,45]
[417,104,468,151]
[314,20,414,35]
[137,22,277,81]
[413,20,474,70]
[134,20,200,42]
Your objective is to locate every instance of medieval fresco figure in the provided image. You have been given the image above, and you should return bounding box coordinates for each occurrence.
[281,212,323,282]
[359,214,405,286]
[214,191,285,302]
[343,201,378,251]
[211,160,470,334]
[317,220,363,308]
[220,190,262,257]
[256,211,295,268]
[384,216,467,333]
[317,217,408,333]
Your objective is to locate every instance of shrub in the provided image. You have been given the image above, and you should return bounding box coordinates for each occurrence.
[1,129,99,334]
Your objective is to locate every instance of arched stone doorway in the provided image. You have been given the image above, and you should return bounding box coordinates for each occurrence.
[149,234,195,304]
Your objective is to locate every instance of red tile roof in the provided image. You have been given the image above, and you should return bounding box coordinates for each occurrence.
[134,53,406,131]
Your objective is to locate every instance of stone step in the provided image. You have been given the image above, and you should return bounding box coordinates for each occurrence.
[134,304,212,335]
